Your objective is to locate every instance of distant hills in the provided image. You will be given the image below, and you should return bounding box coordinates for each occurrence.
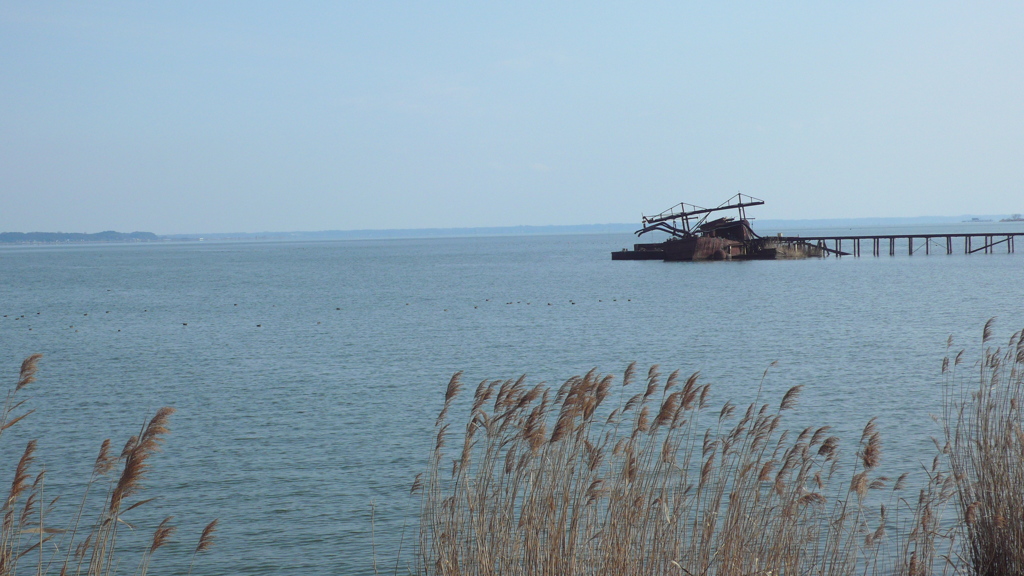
[0,231,159,244]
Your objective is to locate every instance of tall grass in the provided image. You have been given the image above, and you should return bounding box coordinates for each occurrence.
[414,364,955,576]
[0,355,218,576]
[942,319,1024,576]
[412,321,1024,576]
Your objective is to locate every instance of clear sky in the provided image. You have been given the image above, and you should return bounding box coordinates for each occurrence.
[2,2,1023,234]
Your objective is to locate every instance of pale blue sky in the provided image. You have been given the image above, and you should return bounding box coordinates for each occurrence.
[2,2,1023,233]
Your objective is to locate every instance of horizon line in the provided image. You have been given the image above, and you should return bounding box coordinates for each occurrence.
[161,212,1024,237]
[4,212,1024,239]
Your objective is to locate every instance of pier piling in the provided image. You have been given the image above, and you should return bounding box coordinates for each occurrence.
[763,232,1024,259]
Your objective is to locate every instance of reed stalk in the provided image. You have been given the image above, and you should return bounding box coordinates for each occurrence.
[942,319,1024,576]
[0,355,217,576]
[414,365,930,576]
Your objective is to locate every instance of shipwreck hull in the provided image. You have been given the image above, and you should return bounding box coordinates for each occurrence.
[612,237,824,261]
[612,242,665,260]
[746,238,825,259]
[611,196,831,262]
[663,237,743,261]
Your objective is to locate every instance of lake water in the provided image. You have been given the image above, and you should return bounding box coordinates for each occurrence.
[1,224,1023,575]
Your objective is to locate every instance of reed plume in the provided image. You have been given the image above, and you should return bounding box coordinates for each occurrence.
[414,363,942,576]
[941,319,1024,575]
[15,354,42,392]
[185,518,220,576]
[0,355,218,576]
[395,320,1022,576]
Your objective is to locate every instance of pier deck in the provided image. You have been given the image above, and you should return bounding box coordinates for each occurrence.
[777,232,1023,257]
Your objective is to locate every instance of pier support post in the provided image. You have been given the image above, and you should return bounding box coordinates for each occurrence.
[855,238,860,257]
[837,238,842,257]
[908,237,913,255]
[889,238,895,256]
[966,237,970,254]
[947,236,952,254]
[925,237,930,255]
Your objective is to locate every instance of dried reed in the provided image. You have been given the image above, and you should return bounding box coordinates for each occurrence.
[413,363,939,576]
[942,319,1024,576]
[413,320,1024,576]
[0,355,218,576]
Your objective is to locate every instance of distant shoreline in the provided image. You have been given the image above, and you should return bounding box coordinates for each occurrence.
[0,231,160,244]
[2,215,1022,244]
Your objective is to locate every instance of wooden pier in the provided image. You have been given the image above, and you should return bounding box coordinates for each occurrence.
[777,232,1023,257]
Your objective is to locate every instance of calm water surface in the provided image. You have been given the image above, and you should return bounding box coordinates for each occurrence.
[1,225,1023,574]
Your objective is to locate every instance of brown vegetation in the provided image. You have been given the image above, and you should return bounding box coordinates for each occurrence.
[413,320,1024,576]
[0,354,217,576]
[942,319,1024,576]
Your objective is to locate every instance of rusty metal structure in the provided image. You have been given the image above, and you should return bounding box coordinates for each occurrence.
[613,194,827,261]
[612,195,1024,261]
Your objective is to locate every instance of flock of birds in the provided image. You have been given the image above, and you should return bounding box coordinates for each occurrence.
[441,298,633,312]
[1,297,636,332]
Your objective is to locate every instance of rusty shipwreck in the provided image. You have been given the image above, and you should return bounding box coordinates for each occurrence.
[612,194,826,261]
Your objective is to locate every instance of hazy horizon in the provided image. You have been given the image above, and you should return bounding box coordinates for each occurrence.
[3,3,1023,234]
[5,211,1024,239]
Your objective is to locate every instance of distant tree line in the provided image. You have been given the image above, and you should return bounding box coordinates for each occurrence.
[0,231,159,243]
